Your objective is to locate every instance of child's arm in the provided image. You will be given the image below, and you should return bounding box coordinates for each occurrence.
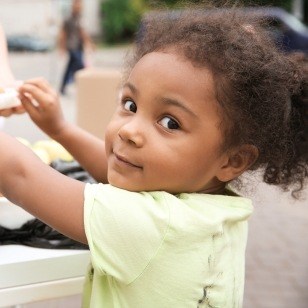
[0,132,86,243]
[19,78,108,183]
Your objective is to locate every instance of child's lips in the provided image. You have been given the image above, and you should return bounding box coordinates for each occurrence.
[114,152,142,169]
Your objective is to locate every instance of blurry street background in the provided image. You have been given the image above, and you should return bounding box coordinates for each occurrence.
[1,0,308,307]
[3,46,129,142]
[4,44,308,308]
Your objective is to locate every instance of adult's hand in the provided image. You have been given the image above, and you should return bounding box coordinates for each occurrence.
[0,105,25,117]
[0,81,25,117]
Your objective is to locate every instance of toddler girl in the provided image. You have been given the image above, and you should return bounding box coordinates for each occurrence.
[0,9,307,308]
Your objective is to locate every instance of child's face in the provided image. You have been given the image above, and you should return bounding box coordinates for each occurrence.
[105,51,229,194]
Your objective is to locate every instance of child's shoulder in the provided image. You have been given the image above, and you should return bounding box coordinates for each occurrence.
[85,183,250,206]
[173,188,253,221]
[84,183,252,214]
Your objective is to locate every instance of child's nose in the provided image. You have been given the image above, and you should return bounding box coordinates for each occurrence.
[118,120,145,147]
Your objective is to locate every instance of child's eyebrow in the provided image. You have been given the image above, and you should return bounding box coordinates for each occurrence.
[123,82,197,118]
[159,97,198,119]
[123,82,139,95]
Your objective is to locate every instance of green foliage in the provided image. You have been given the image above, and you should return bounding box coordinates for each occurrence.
[146,0,206,9]
[101,0,146,43]
[100,0,297,43]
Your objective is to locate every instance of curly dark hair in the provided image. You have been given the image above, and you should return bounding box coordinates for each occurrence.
[127,8,308,196]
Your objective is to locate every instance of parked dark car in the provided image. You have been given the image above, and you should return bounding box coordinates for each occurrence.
[138,7,308,54]
[7,35,52,52]
[247,7,308,54]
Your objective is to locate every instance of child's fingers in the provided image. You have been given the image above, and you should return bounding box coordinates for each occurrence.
[19,93,40,117]
[23,77,49,90]
[19,83,55,108]
[24,78,57,97]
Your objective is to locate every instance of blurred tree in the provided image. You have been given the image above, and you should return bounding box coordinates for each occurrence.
[101,0,146,43]
[100,0,305,44]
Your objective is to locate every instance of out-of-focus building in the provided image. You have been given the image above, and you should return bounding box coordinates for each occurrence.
[0,0,101,40]
[0,0,305,42]
[293,0,305,21]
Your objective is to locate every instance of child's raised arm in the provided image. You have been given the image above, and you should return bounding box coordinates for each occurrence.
[19,78,108,183]
[0,132,86,243]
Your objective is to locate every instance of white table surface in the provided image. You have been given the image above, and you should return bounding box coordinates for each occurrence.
[0,245,90,288]
[0,245,90,307]
[0,244,89,264]
[0,198,91,306]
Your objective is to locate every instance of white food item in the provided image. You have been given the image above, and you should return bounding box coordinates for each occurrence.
[0,88,21,109]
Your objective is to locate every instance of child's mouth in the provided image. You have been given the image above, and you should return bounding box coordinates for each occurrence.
[114,153,142,169]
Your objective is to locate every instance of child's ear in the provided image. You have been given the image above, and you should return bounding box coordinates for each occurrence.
[217,145,259,182]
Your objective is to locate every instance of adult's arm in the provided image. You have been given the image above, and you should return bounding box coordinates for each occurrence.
[0,24,15,85]
[0,23,25,117]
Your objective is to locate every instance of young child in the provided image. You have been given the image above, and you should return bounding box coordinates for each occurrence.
[0,9,307,308]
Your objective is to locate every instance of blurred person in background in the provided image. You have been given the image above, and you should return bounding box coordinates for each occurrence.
[58,0,94,95]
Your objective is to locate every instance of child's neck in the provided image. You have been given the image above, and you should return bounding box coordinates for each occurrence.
[197,183,227,195]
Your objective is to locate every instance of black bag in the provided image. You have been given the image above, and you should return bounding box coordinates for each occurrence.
[0,218,88,249]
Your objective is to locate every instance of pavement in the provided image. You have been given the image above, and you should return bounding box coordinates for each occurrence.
[244,180,308,308]
[4,47,308,308]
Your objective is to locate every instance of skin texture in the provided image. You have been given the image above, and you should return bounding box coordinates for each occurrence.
[105,51,253,193]
[134,11,307,194]
[0,51,257,244]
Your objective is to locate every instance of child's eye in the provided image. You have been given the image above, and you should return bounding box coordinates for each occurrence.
[123,100,137,113]
[159,116,180,130]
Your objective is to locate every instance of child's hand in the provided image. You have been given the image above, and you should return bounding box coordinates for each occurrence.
[19,78,67,138]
